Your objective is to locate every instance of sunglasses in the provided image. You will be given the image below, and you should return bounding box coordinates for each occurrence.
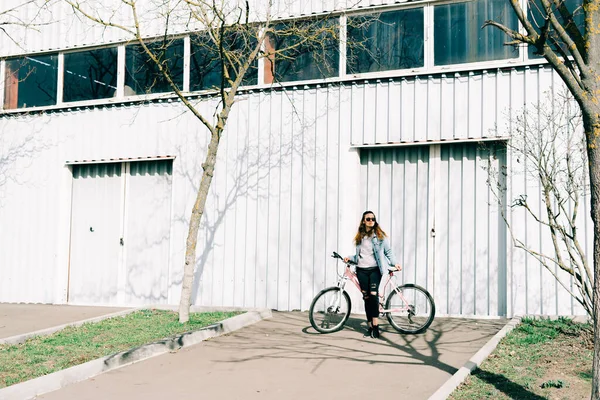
[364,217,376,222]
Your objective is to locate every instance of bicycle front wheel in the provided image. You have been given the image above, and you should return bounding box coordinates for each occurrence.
[309,287,351,333]
[385,284,435,334]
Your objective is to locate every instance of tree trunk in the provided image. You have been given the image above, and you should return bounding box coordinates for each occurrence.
[584,110,600,400]
[178,130,221,323]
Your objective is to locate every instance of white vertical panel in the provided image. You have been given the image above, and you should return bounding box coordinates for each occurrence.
[509,68,528,316]
[124,160,172,304]
[400,79,415,142]
[375,80,388,143]
[266,91,282,310]
[68,163,122,304]
[427,77,441,141]
[361,146,430,290]
[435,146,450,314]
[277,90,293,311]
[467,73,483,139]
[416,149,430,288]
[414,77,428,142]
[245,92,260,307]
[313,86,329,301]
[440,75,454,140]
[524,66,542,315]
[388,80,401,143]
[231,100,249,307]
[454,73,468,139]
[254,90,270,308]
[363,82,377,144]
[288,89,303,311]
[482,71,497,138]
[446,145,463,314]
[474,146,490,315]
[223,101,238,307]
[461,145,475,315]
[300,89,316,311]
[351,83,364,144]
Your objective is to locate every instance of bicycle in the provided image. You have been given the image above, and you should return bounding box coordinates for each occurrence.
[308,251,436,334]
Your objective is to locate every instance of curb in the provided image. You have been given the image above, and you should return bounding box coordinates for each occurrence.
[428,316,522,400]
[0,308,272,400]
[0,308,140,345]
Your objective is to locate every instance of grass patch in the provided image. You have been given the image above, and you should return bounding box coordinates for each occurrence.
[0,309,240,388]
[450,317,593,400]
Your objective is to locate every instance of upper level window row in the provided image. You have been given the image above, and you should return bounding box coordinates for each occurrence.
[2,0,577,111]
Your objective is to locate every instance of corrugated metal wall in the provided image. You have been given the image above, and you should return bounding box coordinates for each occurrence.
[0,0,429,57]
[0,66,594,316]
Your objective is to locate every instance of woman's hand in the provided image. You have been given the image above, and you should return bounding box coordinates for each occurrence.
[394,264,402,271]
[343,257,350,263]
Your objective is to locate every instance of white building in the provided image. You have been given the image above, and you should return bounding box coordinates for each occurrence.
[0,0,589,317]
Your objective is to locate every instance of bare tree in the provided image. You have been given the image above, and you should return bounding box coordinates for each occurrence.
[485,1,600,397]
[0,0,53,46]
[490,91,592,315]
[63,0,342,323]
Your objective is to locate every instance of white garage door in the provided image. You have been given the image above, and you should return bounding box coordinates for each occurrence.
[68,160,173,305]
[360,142,507,316]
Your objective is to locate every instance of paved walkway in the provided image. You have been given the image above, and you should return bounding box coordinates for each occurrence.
[0,304,128,340]
[31,311,506,400]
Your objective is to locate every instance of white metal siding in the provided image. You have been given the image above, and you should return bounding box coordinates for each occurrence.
[0,66,593,316]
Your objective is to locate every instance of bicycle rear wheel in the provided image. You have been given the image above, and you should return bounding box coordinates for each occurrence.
[309,287,351,333]
[385,284,435,334]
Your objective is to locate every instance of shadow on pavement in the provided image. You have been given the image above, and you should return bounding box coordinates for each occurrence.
[208,311,506,378]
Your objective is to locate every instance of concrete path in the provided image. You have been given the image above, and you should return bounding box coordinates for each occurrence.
[36,312,507,400]
[0,304,128,340]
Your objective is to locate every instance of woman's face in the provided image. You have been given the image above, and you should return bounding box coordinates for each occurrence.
[363,213,376,230]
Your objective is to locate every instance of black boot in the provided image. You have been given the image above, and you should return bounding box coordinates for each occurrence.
[371,325,380,339]
[363,326,373,338]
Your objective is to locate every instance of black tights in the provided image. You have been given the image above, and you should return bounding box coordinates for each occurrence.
[356,267,382,324]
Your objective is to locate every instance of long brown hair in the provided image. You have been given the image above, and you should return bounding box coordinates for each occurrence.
[353,211,387,246]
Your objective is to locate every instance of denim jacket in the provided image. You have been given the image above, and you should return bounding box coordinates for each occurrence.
[349,236,398,276]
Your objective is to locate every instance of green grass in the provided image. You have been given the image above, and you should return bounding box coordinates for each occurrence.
[450,317,593,400]
[0,309,241,388]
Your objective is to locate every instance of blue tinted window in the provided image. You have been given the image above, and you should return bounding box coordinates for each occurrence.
[4,55,58,109]
[265,19,339,83]
[190,29,258,91]
[347,8,424,74]
[64,48,118,102]
[434,0,519,65]
[125,39,184,95]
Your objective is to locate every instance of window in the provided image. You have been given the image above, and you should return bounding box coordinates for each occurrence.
[4,55,58,109]
[264,18,339,83]
[125,39,184,95]
[527,0,585,59]
[190,29,258,91]
[64,48,118,102]
[434,0,519,66]
[347,8,424,74]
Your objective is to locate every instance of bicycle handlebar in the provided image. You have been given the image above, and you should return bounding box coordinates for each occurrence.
[331,251,357,265]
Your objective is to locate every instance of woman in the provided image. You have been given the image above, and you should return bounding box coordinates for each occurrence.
[344,211,402,339]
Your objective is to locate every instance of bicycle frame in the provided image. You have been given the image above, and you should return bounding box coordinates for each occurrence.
[334,266,413,314]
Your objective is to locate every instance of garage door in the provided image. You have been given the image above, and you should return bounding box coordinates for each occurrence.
[68,160,173,305]
[360,142,507,316]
